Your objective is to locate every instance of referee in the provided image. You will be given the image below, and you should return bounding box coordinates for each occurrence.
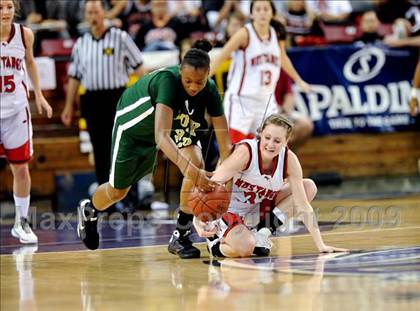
[61,0,143,186]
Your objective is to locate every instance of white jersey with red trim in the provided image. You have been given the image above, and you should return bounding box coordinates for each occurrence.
[0,23,29,119]
[226,23,281,96]
[229,139,288,227]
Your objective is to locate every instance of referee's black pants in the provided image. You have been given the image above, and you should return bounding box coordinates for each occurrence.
[80,87,125,185]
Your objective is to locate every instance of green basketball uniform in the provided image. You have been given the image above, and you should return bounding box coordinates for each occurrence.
[109,65,224,189]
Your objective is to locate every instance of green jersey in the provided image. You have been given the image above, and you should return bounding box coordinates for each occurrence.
[109,66,224,188]
[116,65,224,147]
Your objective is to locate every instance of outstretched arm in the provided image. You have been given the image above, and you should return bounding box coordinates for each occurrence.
[287,151,348,253]
[211,144,250,184]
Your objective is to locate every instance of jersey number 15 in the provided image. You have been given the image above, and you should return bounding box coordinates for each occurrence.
[0,75,16,93]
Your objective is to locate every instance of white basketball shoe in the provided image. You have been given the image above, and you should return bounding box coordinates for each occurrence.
[11,217,38,244]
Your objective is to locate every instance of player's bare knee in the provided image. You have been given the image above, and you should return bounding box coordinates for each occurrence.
[107,185,130,201]
[236,235,255,257]
[10,163,30,181]
[303,178,317,201]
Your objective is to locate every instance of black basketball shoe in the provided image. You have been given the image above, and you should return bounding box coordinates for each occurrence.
[77,199,99,250]
[168,230,200,259]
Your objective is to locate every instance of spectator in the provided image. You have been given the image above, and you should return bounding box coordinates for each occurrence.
[18,0,68,54]
[305,0,352,24]
[202,0,248,32]
[134,0,186,51]
[282,0,325,46]
[375,0,412,24]
[383,0,419,46]
[105,0,152,36]
[355,10,384,44]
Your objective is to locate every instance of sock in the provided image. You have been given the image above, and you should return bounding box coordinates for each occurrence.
[208,237,225,257]
[14,195,30,222]
[257,207,284,233]
[176,210,193,236]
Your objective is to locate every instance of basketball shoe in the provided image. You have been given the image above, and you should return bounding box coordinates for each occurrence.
[77,199,99,250]
[253,227,273,256]
[11,217,38,244]
[168,229,200,259]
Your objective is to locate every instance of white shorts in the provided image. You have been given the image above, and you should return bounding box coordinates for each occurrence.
[0,107,33,163]
[224,92,279,136]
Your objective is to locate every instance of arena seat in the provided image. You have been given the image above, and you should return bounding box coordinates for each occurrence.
[40,39,75,59]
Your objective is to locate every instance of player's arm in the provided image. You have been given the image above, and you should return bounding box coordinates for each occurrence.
[384,35,420,48]
[154,104,215,192]
[278,40,311,94]
[211,115,232,162]
[23,26,52,118]
[287,150,347,253]
[409,59,420,116]
[210,27,248,76]
[211,144,250,184]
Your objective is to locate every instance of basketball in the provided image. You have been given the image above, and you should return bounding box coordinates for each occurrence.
[188,184,231,222]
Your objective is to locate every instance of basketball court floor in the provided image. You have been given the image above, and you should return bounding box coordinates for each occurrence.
[1,178,420,310]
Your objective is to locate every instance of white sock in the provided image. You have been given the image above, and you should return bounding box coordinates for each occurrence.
[14,195,30,221]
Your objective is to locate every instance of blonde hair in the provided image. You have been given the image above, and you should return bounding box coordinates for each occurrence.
[12,0,20,13]
[258,114,293,139]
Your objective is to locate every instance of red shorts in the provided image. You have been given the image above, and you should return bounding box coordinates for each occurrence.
[220,212,244,237]
[0,107,33,164]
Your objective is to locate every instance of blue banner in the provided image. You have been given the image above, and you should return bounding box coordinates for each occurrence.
[287,45,418,136]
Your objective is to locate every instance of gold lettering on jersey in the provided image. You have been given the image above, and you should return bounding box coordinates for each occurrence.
[174,113,201,147]
[0,56,23,70]
[250,54,279,67]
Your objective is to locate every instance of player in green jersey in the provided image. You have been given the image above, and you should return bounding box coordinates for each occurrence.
[77,40,231,256]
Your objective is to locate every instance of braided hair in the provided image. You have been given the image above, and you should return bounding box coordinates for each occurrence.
[181,39,213,70]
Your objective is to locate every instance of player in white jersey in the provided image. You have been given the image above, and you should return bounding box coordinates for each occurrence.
[0,0,52,244]
[194,114,348,257]
[210,0,311,144]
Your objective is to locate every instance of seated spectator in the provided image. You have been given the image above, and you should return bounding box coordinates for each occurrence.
[375,0,412,24]
[355,10,384,45]
[167,1,209,36]
[383,0,420,47]
[305,0,352,24]
[134,0,186,51]
[106,0,152,36]
[168,0,201,19]
[202,0,248,32]
[275,69,314,151]
[282,0,325,46]
[19,0,69,55]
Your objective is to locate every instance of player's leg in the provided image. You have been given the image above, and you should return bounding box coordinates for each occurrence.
[1,108,37,244]
[77,103,156,250]
[168,144,203,259]
[10,163,37,244]
[287,112,314,151]
[275,179,318,229]
[225,94,255,144]
[221,224,255,257]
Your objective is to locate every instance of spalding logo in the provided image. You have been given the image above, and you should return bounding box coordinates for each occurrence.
[343,47,385,83]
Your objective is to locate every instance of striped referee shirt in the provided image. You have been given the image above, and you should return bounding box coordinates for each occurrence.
[68,27,143,91]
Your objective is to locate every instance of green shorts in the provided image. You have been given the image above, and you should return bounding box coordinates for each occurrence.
[109,96,157,189]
